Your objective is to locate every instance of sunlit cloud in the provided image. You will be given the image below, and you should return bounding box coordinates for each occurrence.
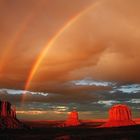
[96,100,120,107]
[51,106,69,112]
[0,88,48,96]
[71,79,115,87]
[113,84,140,93]
[127,99,140,104]
[17,110,48,115]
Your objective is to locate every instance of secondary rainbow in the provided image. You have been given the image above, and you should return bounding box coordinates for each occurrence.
[0,2,44,72]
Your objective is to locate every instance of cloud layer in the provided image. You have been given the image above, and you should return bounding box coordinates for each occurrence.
[0,0,140,92]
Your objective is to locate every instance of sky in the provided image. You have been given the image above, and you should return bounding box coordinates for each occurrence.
[0,0,140,120]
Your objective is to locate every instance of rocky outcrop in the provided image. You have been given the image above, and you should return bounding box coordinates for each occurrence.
[101,104,136,127]
[0,100,25,129]
[64,109,81,127]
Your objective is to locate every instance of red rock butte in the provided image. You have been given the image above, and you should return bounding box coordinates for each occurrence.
[64,110,81,127]
[101,104,136,127]
[0,100,24,128]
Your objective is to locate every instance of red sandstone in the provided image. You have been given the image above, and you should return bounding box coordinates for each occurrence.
[64,110,80,127]
[101,104,136,127]
[0,100,24,128]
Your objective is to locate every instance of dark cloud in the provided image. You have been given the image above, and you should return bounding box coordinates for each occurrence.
[0,88,140,120]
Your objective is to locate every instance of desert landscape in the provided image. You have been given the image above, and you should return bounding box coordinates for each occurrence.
[0,120,140,140]
[0,100,140,140]
[1,0,140,139]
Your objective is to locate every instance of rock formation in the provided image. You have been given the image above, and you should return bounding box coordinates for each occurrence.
[0,100,25,129]
[101,104,136,127]
[11,105,16,119]
[64,109,80,127]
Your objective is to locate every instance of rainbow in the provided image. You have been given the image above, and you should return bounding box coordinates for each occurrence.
[0,2,44,73]
[23,1,101,101]
[0,14,34,73]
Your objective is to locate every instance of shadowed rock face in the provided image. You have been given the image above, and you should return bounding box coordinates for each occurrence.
[101,104,136,128]
[64,110,80,127]
[1,101,11,117]
[0,101,23,129]
[11,106,16,119]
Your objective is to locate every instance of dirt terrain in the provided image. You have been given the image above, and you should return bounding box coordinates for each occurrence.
[0,120,140,140]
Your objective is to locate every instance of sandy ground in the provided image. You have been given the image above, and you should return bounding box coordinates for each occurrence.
[0,119,140,140]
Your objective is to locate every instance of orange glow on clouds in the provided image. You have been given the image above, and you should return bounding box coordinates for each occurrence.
[0,15,31,72]
[1,0,140,101]
[16,110,67,115]
[23,1,101,101]
[0,2,43,73]
[17,110,48,115]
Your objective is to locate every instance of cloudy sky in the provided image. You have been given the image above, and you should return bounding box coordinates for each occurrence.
[0,0,140,120]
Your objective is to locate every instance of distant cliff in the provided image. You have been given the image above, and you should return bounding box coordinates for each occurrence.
[0,100,26,129]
